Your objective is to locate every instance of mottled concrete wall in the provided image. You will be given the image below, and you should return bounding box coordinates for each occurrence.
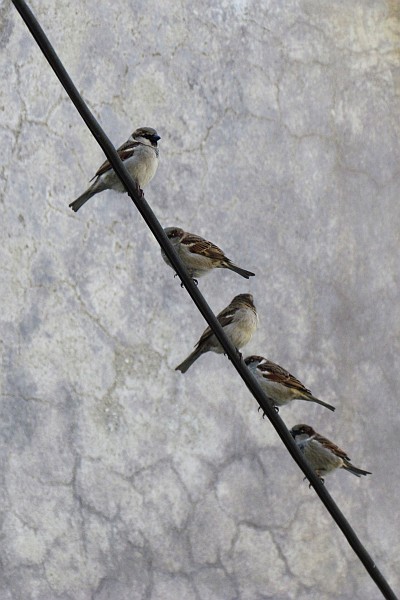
[1,1,400,598]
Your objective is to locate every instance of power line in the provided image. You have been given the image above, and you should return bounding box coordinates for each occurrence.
[11,2,398,598]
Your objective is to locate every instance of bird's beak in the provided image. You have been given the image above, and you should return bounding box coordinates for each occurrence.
[152,134,161,142]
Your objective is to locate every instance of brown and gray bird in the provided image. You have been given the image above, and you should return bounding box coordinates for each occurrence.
[244,355,335,411]
[175,293,258,373]
[69,126,160,212]
[162,227,255,281]
[290,424,371,482]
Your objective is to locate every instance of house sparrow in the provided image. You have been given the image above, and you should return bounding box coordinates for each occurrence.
[244,355,335,412]
[290,424,371,482]
[162,227,255,282]
[69,126,160,212]
[175,293,258,373]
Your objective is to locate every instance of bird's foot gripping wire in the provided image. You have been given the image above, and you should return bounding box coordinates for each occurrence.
[304,476,325,488]
[257,404,279,418]
[174,273,198,287]
[226,348,243,361]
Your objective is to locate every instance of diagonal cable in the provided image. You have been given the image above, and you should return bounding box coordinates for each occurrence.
[11,2,398,599]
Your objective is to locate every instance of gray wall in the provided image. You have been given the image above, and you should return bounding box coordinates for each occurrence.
[1,1,399,598]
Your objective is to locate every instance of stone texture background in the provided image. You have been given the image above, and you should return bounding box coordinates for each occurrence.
[1,1,400,598]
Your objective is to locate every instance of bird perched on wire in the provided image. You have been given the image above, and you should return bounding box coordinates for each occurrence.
[175,293,258,373]
[162,227,255,283]
[244,355,335,412]
[69,126,161,212]
[290,424,371,482]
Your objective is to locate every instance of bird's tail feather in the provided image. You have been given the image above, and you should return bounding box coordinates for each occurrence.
[175,348,203,373]
[69,189,97,212]
[69,180,106,212]
[344,462,372,477]
[307,394,336,412]
[226,262,255,279]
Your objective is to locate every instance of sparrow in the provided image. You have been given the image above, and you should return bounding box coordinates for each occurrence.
[69,126,160,212]
[162,227,255,282]
[175,293,258,373]
[244,355,335,412]
[290,424,371,482]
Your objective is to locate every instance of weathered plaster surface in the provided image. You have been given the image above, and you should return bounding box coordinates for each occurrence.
[1,1,399,598]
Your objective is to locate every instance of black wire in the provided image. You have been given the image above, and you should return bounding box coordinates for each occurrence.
[11,2,398,599]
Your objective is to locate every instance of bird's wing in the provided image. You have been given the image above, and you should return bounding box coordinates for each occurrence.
[314,433,351,460]
[91,140,140,180]
[182,234,225,261]
[258,360,312,395]
[195,306,236,347]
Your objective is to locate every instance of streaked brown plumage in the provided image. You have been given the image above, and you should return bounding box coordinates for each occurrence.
[175,293,258,373]
[162,227,255,281]
[69,127,160,212]
[245,355,335,411]
[290,424,371,481]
